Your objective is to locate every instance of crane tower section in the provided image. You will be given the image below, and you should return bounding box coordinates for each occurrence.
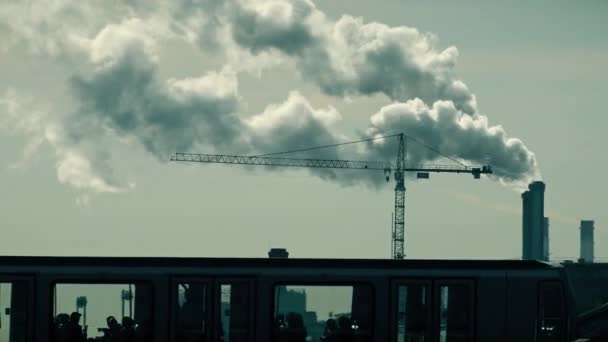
[393,133,406,259]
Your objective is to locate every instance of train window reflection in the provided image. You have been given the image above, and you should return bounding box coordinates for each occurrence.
[0,281,28,342]
[438,285,471,342]
[177,282,208,342]
[52,283,153,342]
[273,285,373,342]
[397,283,428,342]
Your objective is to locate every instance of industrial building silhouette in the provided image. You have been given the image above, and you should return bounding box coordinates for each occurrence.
[521,181,597,263]
[521,181,549,261]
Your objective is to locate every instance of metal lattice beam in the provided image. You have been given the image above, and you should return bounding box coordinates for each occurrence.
[393,180,406,259]
[171,153,489,174]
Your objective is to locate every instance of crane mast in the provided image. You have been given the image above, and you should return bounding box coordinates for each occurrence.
[393,133,406,259]
[171,133,492,259]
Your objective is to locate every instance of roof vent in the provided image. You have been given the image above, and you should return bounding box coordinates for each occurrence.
[268,248,289,259]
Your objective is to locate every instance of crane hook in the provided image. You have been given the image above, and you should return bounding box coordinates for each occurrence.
[384,167,391,183]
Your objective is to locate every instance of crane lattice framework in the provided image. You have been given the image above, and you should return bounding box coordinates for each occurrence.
[170,133,492,259]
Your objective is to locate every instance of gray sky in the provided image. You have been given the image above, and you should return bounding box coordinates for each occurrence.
[0,0,607,261]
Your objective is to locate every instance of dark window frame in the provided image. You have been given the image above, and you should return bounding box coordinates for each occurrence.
[214,278,256,342]
[49,279,155,341]
[390,278,476,342]
[170,276,256,342]
[0,275,34,342]
[171,277,213,342]
[391,279,432,342]
[270,281,376,342]
[434,279,476,342]
[536,280,567,342]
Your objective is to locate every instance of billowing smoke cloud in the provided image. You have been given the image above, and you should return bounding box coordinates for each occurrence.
[226,0,477,113]
[0,90,127,200]
[246,91,342,155]
[366,99,539,184]
[69,52,244,158]
[0,0,539,198]
[220,0,536,184]
[0,1,148,57]
[67,18,343,161]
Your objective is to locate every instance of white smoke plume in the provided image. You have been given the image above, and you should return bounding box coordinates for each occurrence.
[225,0,477,113]
[366,99,540,184]
[0,90,127,198]
[0,0,539,197]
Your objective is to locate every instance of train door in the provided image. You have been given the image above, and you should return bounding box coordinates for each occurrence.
[537,281,566,342]
[171,277,255,342]
[392,279,475,342]
[0,276,33,342]
[393,280,432,342]
[434,280,475,342]
[215,279,255,342]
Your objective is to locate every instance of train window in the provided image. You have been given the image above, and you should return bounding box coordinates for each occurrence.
[273,284,373,342]
[438,283,472,342]
[52,283,153,342]
[396,283,429,342]
[176,282,209,342]
[219,282,252,342]
[538,281,565,342]
[0,281,28,342]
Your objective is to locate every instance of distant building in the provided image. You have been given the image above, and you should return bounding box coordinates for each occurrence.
[580,220,595,263]
[276,287,306,315]
[522,181,546,260]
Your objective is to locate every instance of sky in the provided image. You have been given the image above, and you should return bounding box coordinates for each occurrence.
[0,0,607,261]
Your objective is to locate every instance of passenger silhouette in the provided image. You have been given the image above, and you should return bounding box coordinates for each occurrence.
[321,318,338,342]
[336,316,354,342]
[120,317,136,342]
[284,312,306,342]
[134,319,151,342]
[272,314,286,342]
[53,313,70,342]
[68,312,86,342]
[98,316,122,342]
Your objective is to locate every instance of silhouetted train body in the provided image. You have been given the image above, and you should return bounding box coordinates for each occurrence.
[0,256,607,342]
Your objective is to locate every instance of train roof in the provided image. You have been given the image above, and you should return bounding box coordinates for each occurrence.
[0,255,556,270]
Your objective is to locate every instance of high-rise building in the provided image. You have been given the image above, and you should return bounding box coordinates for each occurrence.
[522,181,546,260]
[276,287,306,315]
[580,220,595,263]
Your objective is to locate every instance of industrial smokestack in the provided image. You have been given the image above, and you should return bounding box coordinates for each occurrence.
[580,220,595,263]
[522,181,546,260]
[543,217,550,261]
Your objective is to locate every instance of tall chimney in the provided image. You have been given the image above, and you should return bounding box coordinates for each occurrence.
[522,181,545,260]
[542,217,550,261]
[522,190,530,259]
[580,220,594,263]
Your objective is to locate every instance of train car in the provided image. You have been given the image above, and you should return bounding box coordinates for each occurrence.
[0,256,605,342]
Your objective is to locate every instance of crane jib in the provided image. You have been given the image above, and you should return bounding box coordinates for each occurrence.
[171,153,492,175]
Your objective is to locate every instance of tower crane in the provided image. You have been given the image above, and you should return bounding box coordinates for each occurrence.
[170,133,492,259]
